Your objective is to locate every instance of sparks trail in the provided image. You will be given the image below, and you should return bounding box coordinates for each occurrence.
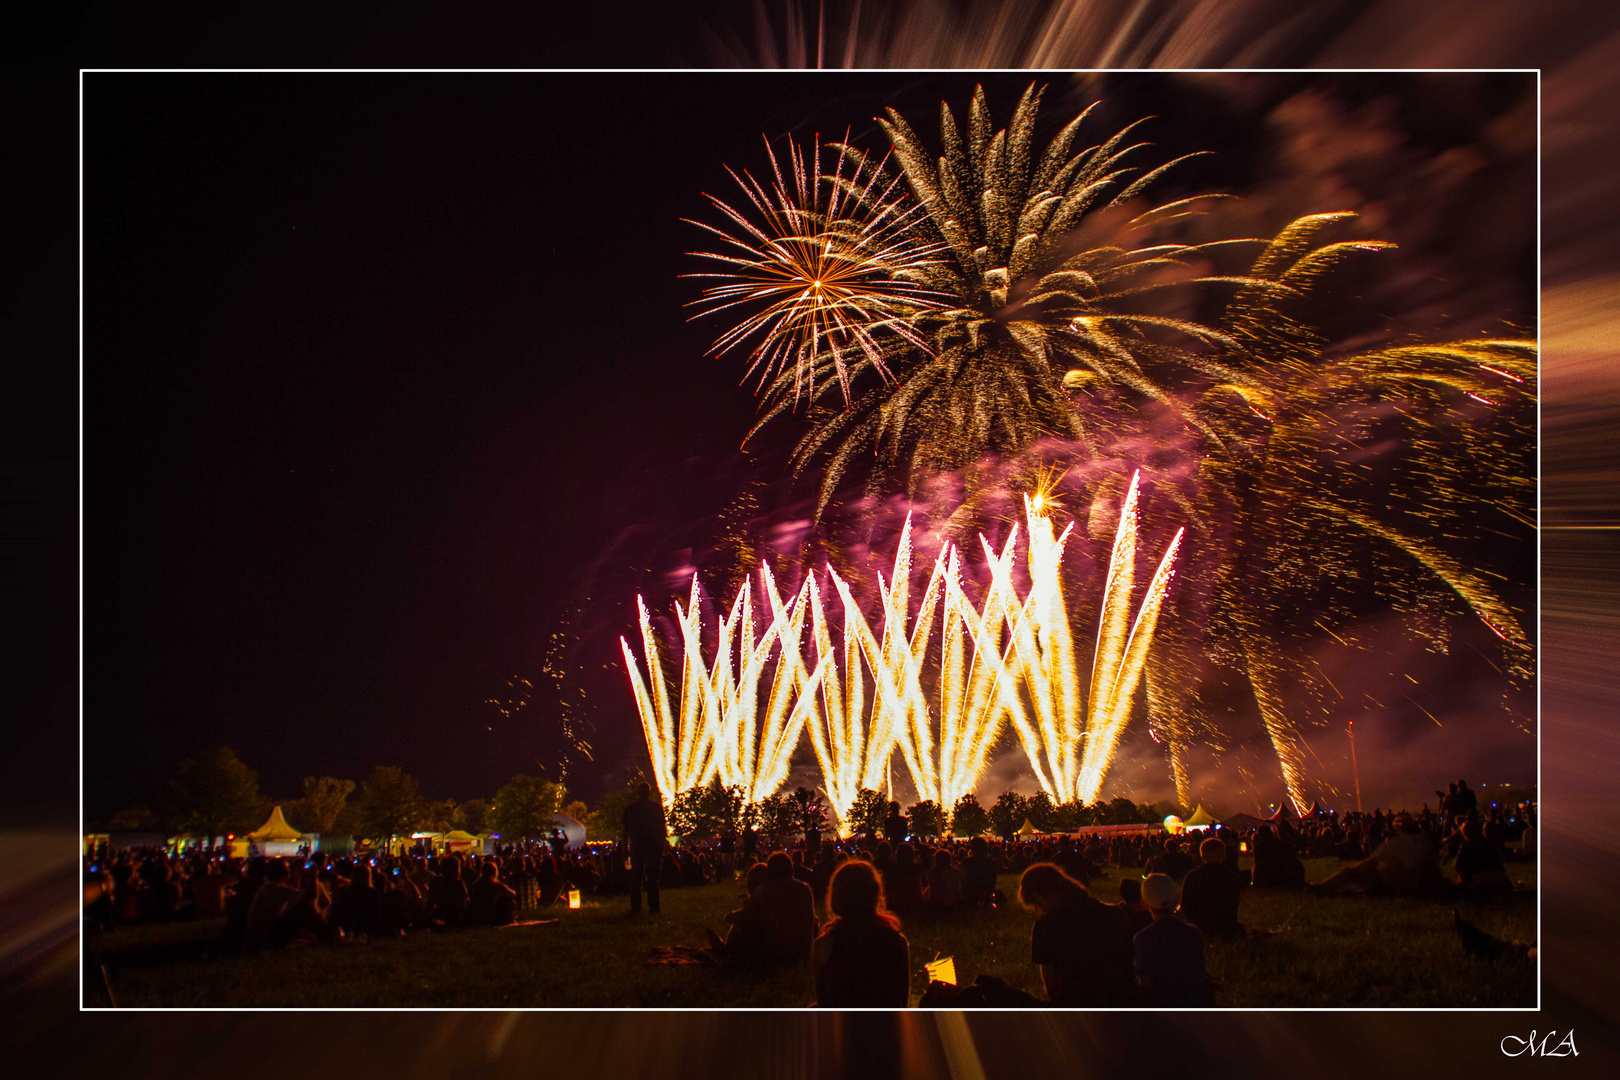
[622,474,1183,824]
[684,82,1536,814]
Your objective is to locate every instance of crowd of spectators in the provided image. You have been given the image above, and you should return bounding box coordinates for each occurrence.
[82,777,1533,1006]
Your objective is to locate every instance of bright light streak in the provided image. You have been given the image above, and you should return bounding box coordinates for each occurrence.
[623,475,1185,821]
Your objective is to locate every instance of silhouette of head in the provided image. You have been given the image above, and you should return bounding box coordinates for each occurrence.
[1017,862,1086,914]
[828,860,888,922]
[1141,873,1178,911]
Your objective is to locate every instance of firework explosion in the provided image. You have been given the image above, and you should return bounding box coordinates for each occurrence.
[716,84,1291,520]
[622,475,1183,823]
[685,134,948,403]
[683,82,1535,813]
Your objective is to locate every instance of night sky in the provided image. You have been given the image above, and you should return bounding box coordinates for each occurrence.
[84,72,1535,819]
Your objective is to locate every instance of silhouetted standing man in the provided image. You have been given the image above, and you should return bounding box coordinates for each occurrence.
[622,783,667,915]
[883,801,907,843]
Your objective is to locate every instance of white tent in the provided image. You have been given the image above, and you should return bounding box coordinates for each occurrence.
[247,806,310,857]
[552,813,587,850]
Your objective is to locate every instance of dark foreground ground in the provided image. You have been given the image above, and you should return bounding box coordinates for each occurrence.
[90,858,1536,1008]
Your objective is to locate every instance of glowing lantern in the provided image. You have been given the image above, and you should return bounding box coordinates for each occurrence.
[924,956,957,986]
[1239,841,1249,853]
[567,888,581,910]
[1163,815,1184,835]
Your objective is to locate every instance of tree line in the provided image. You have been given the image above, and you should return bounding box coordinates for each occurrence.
[102,746,585,844]
[659,781,1175,842]
[105,746,1179,847]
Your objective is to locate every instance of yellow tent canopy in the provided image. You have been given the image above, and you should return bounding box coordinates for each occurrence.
[1016,818,1040,836]
[439,830,480,844]
[1185,805,1218,828]
[248,805,304,843]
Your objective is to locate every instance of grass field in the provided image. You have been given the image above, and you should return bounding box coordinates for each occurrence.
[93,858,1537,1008]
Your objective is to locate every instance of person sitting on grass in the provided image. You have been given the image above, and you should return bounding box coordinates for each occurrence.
[1133,872,1212,1006]
[468,860,518,926]
[811,847,837,901]
[659,850,683,889]
[534,855,566,907]
[962,836,1000,907]
[872,840,894,876]
[704,861,772,964]
[142,860,183,922]
[244,859,301,948]
[1114,877,1152,935]
[428,855,469,925]
[740,853,817,965]
[1179,838,1245,941]
[1215,826,1250,884]
[1453,819,1511,892]
[1017,863,1135,1006]
[569,853,601,896]
[190,860,237,921]
[379,866,420,933]
[335,863,384,938]
[1250,826,1306,889]
[925,847,964,911]
[883,843,927,915]
[812,860,910,1007]
[678,849,709,887]
[1055,836,1098,884]
[1309,816,1446,898]
[1146,839,1197,881]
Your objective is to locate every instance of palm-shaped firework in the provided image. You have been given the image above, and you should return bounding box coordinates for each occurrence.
[1147,216,1536,809]
[685,133,948,403]
[729,84,1288,517]
[684,81,1535,812]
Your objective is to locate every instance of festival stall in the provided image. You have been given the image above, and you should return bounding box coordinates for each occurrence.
[1266,801,1302,825]
[247,805,312,857]
[1184,804,1219,831]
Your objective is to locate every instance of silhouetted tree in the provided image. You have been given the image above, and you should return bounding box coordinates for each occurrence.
[287,775,354,835]
[950,793,990,837]
[355,766,425,845]
[164,746,263,839]
[908,799,944,838]
[488,774,565,841]
[846,788,888,839]
[988,791,1028,839]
